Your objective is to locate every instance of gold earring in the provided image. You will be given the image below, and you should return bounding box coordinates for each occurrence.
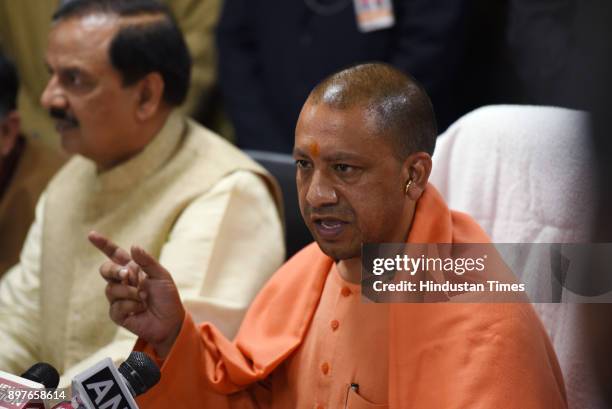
[405,179,413,195]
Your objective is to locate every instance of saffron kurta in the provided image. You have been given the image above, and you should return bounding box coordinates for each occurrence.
[135,185,567,409]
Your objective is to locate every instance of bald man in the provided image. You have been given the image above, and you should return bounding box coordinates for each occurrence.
[93,63,567,408]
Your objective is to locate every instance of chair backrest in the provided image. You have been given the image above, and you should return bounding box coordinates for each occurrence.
[429,105,603,409]
[245,150,312,258]
[431,104,593,243]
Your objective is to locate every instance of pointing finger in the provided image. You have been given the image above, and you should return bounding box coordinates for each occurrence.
[89,231,131,265]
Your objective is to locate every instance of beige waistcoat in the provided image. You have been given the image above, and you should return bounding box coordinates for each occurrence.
[39,112,280,371]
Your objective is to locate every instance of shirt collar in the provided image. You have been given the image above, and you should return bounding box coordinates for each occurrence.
[95,110,185,192]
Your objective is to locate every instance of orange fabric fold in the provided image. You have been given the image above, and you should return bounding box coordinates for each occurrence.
[136,184,567,408]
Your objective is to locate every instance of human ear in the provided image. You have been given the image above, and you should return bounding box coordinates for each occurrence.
[135,72,165,121]
[402,152,432,200]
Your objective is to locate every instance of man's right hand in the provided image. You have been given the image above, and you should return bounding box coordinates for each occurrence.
[88,231,186,359]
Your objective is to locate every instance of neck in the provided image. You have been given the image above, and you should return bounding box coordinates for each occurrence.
[96,109,171,172]
[337,257,362,284]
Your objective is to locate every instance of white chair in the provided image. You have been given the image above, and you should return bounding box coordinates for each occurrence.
[429,105,604,409]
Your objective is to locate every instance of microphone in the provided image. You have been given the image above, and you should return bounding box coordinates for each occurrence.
[52,352,160,409]
[0,362,60,409]
[21,363,61,390]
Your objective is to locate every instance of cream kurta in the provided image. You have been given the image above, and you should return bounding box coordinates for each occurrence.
[0,111,284,386]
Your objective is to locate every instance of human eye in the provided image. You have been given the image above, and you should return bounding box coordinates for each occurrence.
[295,159,312,169]
[333,163,354,173]
[60,69,89,89]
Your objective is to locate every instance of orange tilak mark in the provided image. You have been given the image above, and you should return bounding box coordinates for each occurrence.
[309,142,320,157]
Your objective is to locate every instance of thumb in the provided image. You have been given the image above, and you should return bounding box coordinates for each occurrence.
[130,245,172,280]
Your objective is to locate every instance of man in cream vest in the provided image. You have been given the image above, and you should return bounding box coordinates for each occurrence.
[0,0,284,386]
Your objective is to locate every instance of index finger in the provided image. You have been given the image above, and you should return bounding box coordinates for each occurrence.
[89,230,131,265]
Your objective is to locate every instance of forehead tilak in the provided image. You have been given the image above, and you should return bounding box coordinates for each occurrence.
[309,142,320,157]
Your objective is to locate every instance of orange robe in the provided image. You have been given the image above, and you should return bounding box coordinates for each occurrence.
[136,185,567,408]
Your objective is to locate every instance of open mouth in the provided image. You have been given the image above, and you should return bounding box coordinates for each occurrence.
[313,218,347,239]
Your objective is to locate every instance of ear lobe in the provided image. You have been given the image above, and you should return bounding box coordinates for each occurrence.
[403,152,433,201]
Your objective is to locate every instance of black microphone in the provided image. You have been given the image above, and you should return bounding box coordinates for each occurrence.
[116,351,160,398]
[0,362,60,409]
[52,352,160,409]
[20,363,60,390]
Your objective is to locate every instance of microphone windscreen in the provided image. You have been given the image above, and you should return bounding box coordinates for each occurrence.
[118,352,160,396]
[20,363,60,389]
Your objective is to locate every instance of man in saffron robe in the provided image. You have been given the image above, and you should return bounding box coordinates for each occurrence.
[91,63,567,408]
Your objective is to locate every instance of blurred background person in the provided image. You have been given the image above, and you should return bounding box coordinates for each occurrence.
[502,5,612,404]
[217,0,467,152]
[0,0,226,151]
[454,0,610,117]
[0,50,64,276]
[572,1,612,407]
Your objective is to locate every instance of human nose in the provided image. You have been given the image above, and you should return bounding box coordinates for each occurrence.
[305,170,338,208]
[40,75,68,111]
